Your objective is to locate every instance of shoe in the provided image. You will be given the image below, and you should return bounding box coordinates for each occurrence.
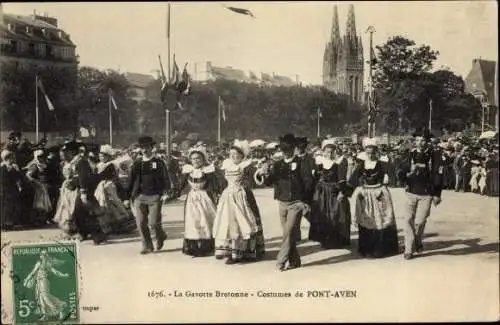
[93,233,108,245]
[277,264,287,272]
[287,264,301,270]
[225,258,238,265]
[140,248,153,255]
[404,253,413,260]
[156,234,167,251]
[416,243,424,253]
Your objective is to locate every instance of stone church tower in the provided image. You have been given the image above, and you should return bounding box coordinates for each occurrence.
[322,4,364,103]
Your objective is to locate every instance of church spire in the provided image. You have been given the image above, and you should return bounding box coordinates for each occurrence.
[331,5,340,43]
[346,4,357,39]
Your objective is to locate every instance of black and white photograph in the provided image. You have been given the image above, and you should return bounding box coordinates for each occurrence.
[1,1,498,323]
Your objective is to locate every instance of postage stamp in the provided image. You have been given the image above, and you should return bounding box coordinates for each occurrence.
[10,242,79,324]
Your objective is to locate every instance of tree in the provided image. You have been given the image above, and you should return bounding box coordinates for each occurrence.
[374,36,439,89]
[0,61,79,133]
[76,66,137,144]
[373,36,440,133]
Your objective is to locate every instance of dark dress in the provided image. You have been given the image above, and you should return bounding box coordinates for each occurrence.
[0,165,24,229]
[308,160,351,249]
[348,161,399,258]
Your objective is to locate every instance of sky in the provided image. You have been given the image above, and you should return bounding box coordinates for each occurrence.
[3,1,498,85]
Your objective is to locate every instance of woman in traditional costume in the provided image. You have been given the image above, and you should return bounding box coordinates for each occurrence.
[0,150,24,230]
[53,148,79,237]
[469,160,481,193]
[213,140,265,264]
[308,139,351,249]
[94,145,136,235]
[25,149,53,225]
[179,145,221,257]
[348,137,399,258]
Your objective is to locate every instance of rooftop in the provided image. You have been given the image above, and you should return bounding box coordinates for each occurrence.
[465,58,497,105]
[2,13,75,46]
[210,65,249,82]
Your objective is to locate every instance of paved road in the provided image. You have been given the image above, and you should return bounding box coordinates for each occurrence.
[2,188,499,323]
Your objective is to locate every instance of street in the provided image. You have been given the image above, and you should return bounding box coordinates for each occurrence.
[2,188,499,323]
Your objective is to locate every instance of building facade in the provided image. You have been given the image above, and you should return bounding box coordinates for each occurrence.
[464,58,498,131]
[124,72,156,103]
[322,4,364,103]
[192,61,299,87]
[0,9,78,72]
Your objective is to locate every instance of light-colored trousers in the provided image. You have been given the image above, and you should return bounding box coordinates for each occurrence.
[403,192,433,254]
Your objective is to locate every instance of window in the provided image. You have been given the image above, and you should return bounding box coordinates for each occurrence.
[10,40,18,53]
[46,44,53,57]
[28,43,35,55]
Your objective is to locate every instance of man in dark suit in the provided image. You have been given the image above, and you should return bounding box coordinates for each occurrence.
[125,136,170,255]
[255,134,312,271]
[399,129,443,260]
[295,137,316,205]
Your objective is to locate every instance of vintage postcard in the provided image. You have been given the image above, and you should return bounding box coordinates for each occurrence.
[1,1,499,323]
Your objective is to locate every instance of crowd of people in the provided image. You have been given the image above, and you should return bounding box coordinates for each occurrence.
[1,129,498,270]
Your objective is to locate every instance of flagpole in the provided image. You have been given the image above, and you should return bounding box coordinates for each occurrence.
[166,2,172,157]
[317,107,320,138]
[35,75,39,143]
[109,88,113,146]
[218,96,221,144]
[428,99,433,131]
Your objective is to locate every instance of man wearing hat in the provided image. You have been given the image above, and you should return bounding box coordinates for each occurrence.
[295,137,316,211]
[400,128,444,260]
[125,136,171,254]
[255,133,312,271]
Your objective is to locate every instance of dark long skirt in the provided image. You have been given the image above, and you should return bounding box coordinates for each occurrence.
[358,224,399,258]
[243,187,266,259]
[72,196,106,243]
[308,182,351,249]
[183,239,215,257]
[487,168,499,196]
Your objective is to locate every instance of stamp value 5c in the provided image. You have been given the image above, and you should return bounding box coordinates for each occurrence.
[11,242,79,324]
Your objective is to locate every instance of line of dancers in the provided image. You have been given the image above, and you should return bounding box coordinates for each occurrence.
[126,128,443,270]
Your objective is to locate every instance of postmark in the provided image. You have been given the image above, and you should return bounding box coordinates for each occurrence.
[10,242,80,324]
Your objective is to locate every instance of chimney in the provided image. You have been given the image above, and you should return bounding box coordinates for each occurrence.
[33,9,36,20]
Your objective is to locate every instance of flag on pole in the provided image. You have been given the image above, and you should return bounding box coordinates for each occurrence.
[36,77,55,111]
[178,63,191,96]
[109,89,118,110]
[170,54,180,85]
[222,5,255,18]
[220,97,226,121]
[318,107,323,118]
[158,55,168,103]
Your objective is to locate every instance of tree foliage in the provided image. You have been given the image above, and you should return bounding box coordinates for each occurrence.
[372,36,481,134]
[0,62,79,133]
